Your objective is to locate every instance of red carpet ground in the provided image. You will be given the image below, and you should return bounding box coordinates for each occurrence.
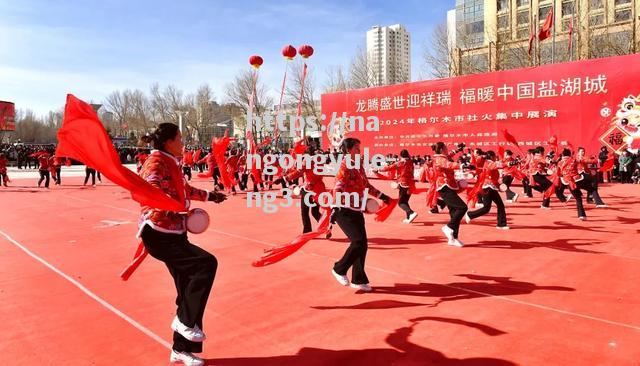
[1,176,639,365]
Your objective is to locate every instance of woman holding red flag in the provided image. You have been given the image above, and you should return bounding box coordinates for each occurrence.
[330,138,391,292]
[138,123,226,366]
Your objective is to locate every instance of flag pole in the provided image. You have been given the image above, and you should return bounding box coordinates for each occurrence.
[552,0,556,64]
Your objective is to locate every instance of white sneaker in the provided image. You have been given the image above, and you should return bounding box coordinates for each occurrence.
[448,239,464,247]
[441,225,454,242]
[332,269,350,286]
[464,213,471,224]
[350,283,373,292]
[506,199,513,203]
[579,216,587,221]
[596,204,608,208]
[496,225,510,230]
[407,211,418,223]
[170,350,204,366]
[540,205,551,210]
[475,203,484,209]
[512,193,519,203]
[171,316,206,342]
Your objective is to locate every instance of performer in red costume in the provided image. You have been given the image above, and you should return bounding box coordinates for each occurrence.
[330,138,390,292]
[286,145,327,233]
[138,123,226,366]
[379,149,418,224]
[0,153,9,187]
[465,151,510,229]
[432,142,467,247]
[37,152,51,188]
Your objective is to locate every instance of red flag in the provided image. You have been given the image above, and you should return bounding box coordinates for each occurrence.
[193,149,203,162]
[538,8,554,41]
[211,130,233,189]
[599,158,614,173]
[374,198,398,222]
[253,208,331,267]
[259,136,272,148]
[56,94,184,212]
[246,131,263,184]
[548,135,559,154]
[528,19,535,56]
[502,129,523,154]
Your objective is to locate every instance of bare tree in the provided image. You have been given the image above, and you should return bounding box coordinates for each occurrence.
[323,65,349,93]
[224,69,273,135]
[350,46,375,89]
[286,60,320,123]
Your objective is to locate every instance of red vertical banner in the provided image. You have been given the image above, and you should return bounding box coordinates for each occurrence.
[321,54,640,155]
[0,101,16,131]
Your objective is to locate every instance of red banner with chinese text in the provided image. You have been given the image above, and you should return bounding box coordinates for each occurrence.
[321,54,640,156]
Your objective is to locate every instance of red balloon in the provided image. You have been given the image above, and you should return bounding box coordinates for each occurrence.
[298,44,314,59]
[249,55,263,69]
[282,45,297,60]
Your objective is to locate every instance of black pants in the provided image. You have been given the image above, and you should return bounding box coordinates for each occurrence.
[141,225,217,354]
[38,170,50,188]
[333,209,369,285]
[183,166,192,181]
[55,167,62,185]
[398,186,414,219]
[468,188,507,227]
[301,189,322,233]
[580,173,605,205]
[559,184,586,217]
[97,171,102,182]
[522,177,533,197]
[84,168,96,185]
[532,175,552,207]
[502,175,516,200]
[212,167,221,188]
[439,186,467,239]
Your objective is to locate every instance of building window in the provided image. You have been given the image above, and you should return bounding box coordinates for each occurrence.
[539,6,552,20]
[614,0,631,5]
[589,0,603,10]
[497,0,508,12]
[562,0,575,16]
[517,27,530,39]
[498,31,512,42]
[516,0,530,7]
[498,14,509,29]
[517,10,529,25]
[562,19,574,31]
[589,14,604,26]
[614,8,632,22]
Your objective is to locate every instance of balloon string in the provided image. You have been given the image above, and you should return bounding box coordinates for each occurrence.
[295,63,308,139]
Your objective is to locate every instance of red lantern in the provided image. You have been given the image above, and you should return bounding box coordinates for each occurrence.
[282,45,297,60]
[298,44,314,59]
[249,55,263,69]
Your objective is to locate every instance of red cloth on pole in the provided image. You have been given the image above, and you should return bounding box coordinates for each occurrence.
[538,8,554,41]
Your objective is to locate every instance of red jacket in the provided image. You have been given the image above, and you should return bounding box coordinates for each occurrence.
[557,156,583,189]
[333,159,382,211]
[530,155,548,175]
[287,165,326,195]
[481,160,501,189]
[138,151,210,235]
[433,154,460,191]
[382,158,414,188]
[38,155,50,170]
[0,157,7,173]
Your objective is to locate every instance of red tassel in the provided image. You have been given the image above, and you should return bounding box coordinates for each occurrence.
[543,172,559,199]
[253,209,331,267]
[374,198,398,222]
[599,158,614,173]
[120,241,148,281]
